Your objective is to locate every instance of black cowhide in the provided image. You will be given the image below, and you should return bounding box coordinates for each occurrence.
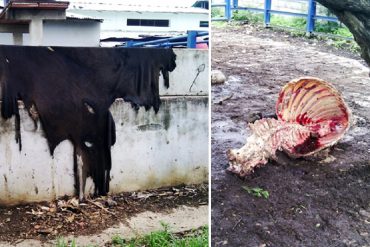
[0,45,176,198]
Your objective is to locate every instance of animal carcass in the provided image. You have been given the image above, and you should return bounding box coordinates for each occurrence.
[227,77,351,176]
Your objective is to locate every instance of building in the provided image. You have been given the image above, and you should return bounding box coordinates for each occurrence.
[0,0,101,46]
[67,1,209,40]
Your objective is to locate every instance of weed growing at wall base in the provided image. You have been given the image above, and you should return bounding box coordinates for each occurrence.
[111,224,209,247]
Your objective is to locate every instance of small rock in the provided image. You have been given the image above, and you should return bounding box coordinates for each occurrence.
[211,70,226,85]
[5,218,10,222]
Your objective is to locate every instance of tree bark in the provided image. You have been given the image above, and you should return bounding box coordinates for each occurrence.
[316,0,370,66]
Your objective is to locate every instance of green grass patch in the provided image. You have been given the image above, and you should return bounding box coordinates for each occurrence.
[112,223,208,247]
[55,238,79,247]
[229,10,353,38]
[55,224,208,247]
[213,10,360,53]
[233,11,264,23]
[242,186,270,199]
[211,7,224,18]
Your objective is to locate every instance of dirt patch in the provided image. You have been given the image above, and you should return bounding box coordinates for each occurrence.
[211,24,370,246]
[0,183,207,244]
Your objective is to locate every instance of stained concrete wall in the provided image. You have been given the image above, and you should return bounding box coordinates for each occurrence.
[0,49,209,205]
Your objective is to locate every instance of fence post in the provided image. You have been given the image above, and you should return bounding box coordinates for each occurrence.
[306,0,316,34]
[225,0,232,21]
[233,0,238,8]
[187,31,197,48]
[264,0,271,27]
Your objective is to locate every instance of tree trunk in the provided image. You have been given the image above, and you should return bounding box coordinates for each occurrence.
[316,0,370,66]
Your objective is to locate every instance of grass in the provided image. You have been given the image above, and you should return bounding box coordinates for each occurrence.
[54,224,209,247]
[111,223,209,247]
[231,10,352,37]
[242,186,270,199]
[55,238,78,247]
[212,10,360,53]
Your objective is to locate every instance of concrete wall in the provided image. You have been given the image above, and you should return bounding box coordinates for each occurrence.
[42,20,101,47]
[0,20,101,46]
[0,49,209,205]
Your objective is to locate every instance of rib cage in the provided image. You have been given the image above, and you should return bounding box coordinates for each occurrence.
[227,77,351,176]
[276,77,350,153]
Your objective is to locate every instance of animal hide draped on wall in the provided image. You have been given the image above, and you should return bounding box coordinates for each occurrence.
[0,45,177,199]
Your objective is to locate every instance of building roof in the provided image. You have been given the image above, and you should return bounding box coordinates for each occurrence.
[68,2,209,14]
[66,12,102,22]
[0,0,70,19]
[6,1,69,10]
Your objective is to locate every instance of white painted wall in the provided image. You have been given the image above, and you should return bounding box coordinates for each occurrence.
[0,33,13,45]
[0,49,208,205]
[0,20,101,47]
[68,10,208,38]
[42,20,101,47]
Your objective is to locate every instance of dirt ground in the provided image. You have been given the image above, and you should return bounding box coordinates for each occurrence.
[211,24,370,247]
[0,183,207,244]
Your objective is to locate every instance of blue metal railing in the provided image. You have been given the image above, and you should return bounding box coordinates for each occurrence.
[123,31,209,48]
[211,0,340,33]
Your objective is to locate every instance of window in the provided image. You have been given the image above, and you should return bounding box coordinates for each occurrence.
[193,1,209,9]
[200,21,209,27]
[127,19,169,27]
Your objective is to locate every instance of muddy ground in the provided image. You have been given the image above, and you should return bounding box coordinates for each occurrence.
[212,24,370,246]
[0,183,207,244]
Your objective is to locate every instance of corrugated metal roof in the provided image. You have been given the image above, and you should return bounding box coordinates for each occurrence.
[68,2,208,14]
[66,12,103,22]
[9,1,69,9]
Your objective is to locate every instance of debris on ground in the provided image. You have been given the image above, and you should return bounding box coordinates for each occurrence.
[0,184,207,243]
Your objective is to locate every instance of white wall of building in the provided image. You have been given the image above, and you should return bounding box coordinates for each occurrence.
[0,33,13,45]
[0,49,208,205]
[42,20,101,47]
[68,10,208,38]
[0,19,101,47]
